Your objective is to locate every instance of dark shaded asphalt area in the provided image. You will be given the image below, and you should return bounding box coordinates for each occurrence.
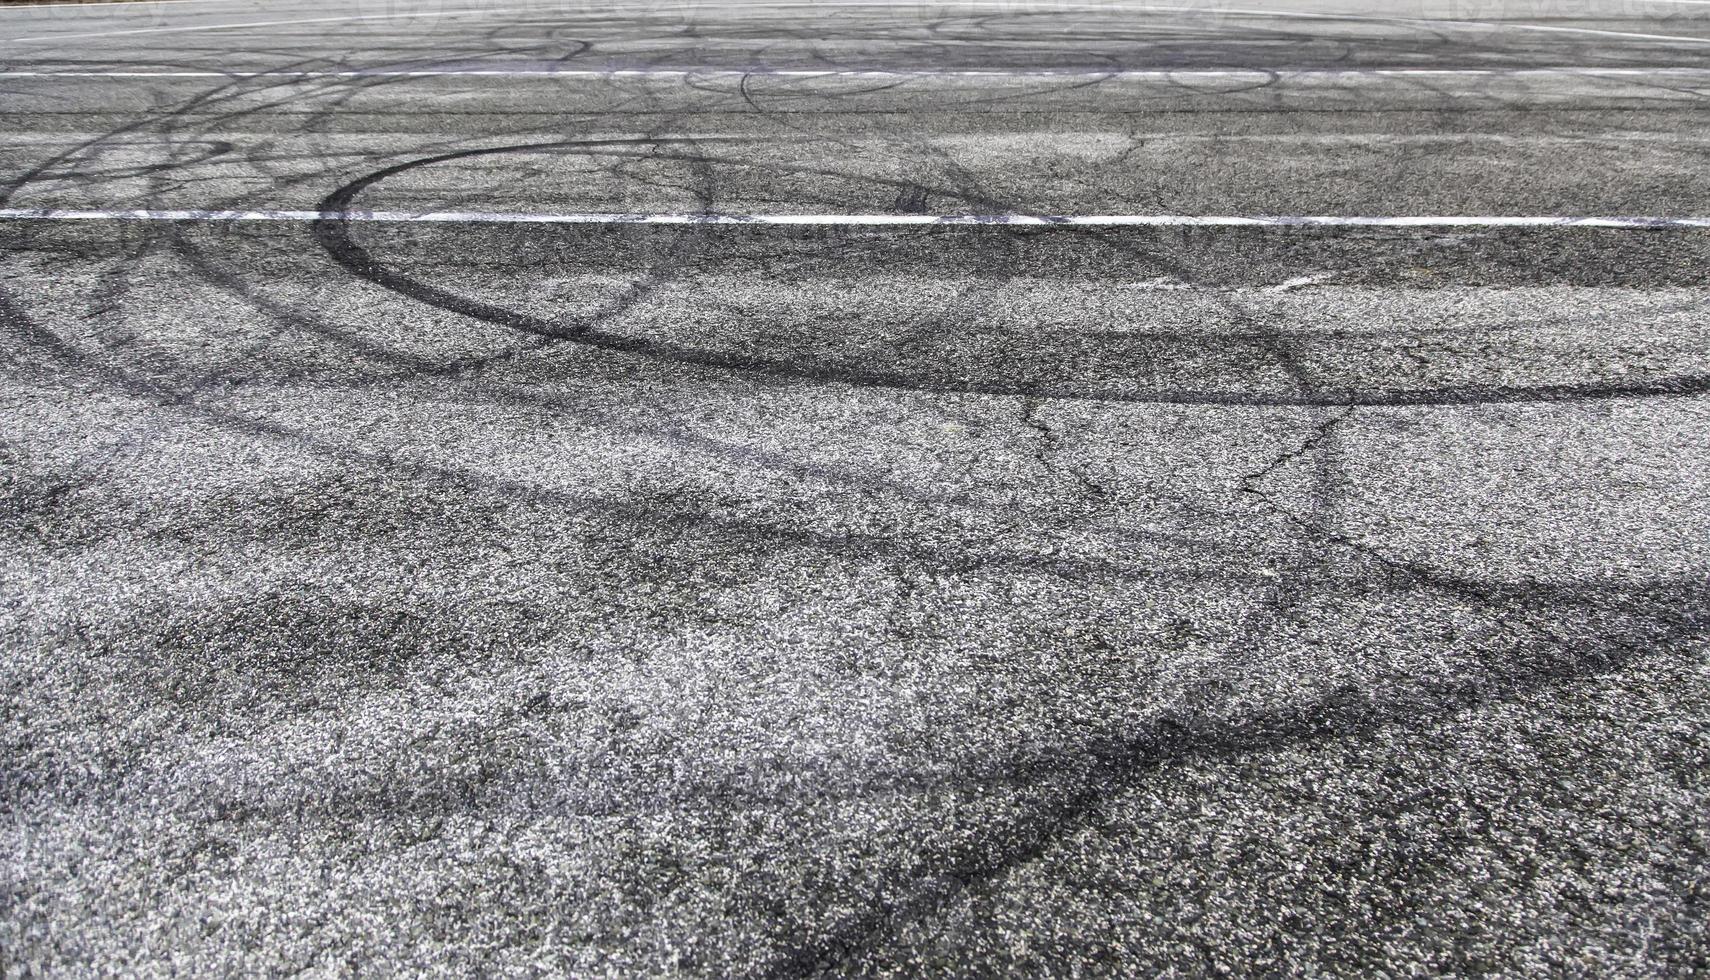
[3,1,1709,975]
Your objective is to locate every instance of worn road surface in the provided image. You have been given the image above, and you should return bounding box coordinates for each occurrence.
[3,0,1708,975]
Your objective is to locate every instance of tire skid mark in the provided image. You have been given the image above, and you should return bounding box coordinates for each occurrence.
[311,140,1710,408]
[7,12,1710,972]
[298,118,1709,977]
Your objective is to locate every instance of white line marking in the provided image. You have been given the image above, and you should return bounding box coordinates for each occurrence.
[6,66,1710,79]
[9,0,1710,9]
[10,2,1710,46]
[3,208,1708,228]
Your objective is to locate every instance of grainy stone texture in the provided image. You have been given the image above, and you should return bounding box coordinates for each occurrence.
[2,1,1708,976]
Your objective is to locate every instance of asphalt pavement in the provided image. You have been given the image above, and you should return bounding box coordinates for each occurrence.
[2,1,1708,975]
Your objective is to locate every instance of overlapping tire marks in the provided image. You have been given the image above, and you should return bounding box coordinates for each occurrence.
[295,103,1710,978]
[6,262,1706,976]
[7,7,1710,976]
[311,139,1710,408]
[290,55,1709,968]
[9,247,1696,977]
[759,589,1707,977]
[128,65,1050,513]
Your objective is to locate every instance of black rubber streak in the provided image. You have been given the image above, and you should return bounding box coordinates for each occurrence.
[5,10,1710,975]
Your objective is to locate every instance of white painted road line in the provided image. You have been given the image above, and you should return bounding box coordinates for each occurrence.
[11,2,1710,46]
[3,208,1710,228]
[7,67,1710,79]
